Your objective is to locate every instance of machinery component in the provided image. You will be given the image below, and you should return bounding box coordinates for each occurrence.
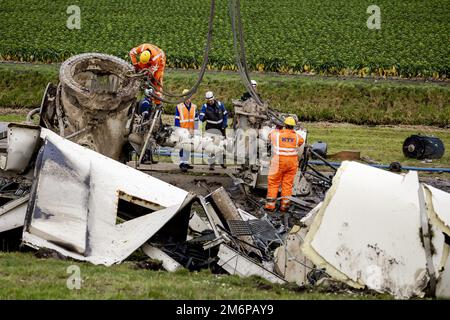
[311,141,328,159]
[403,135,445,160]
[38,53,141,160]
[389,161,402,172]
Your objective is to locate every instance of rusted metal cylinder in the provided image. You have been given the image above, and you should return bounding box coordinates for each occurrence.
[42,53,140,160]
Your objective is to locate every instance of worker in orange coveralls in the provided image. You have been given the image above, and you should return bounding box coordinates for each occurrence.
[129,43,166,104]
[264,117,304,213]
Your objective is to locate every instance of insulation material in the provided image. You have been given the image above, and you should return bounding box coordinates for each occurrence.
[23,129,190,265]
[436,245,450,299]
[424,184,450,236]
[302,161,446,299]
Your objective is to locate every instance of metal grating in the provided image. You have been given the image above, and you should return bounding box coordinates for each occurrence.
[227,219,275,237]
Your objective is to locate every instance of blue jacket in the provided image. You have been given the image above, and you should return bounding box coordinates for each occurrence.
[199,100,228,129]
[139,97,152,114]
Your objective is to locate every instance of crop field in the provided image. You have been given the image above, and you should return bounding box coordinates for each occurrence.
[0,0,448,78]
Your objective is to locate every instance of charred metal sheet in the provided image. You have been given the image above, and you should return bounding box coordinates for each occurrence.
[217,244,286,284]
[118,191,164,213]
[22,129,190,265]
[0,195,29,233]
[302,161,447,299]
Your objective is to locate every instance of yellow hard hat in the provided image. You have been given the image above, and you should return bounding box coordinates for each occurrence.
[139,50,151,64]
[182,89,190,95]
[284,116,296,126]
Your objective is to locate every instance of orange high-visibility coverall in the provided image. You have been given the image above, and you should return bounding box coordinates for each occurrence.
[265,128,304,212]
[129,43,166,104]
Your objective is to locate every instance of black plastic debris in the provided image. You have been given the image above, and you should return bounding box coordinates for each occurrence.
[403,135,445,160]
[311,141,328,159]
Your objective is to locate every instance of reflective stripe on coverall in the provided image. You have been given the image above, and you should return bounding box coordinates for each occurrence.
[265,129,304,212]
[129,43,166,104]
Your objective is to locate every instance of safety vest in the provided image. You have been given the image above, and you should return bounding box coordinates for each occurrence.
[270,129,303,157]
[177,103,197,130]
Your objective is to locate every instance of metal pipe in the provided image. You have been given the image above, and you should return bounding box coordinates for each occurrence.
[308,160,450,173]
[26,108,40,123]
[138,108,161,165]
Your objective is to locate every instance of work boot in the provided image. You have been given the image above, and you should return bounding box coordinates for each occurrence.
[209,164,215,171]
[186,164,194,169]
[264,198,276,212]
[180,163,188,172]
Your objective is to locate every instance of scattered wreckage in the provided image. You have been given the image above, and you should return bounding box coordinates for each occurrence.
[1,122,449,299]
[1,53,449,300]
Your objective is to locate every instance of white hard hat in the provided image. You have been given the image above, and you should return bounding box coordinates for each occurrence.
[205,91,214,100]
[144,88,153,97]
[251,80,257,86]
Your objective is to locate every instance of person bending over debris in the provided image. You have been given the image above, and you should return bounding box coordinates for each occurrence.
[175,89,199,172]
[265,117,304,213]
[129,43,166,105]
[240,79,259,101]
[199,91,228,170]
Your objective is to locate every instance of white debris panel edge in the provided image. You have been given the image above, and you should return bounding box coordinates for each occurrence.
[300,161,450,299]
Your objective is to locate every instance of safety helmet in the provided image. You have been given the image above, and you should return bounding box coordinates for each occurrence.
[182,89,190,95]
[251,79,257,86]
[284,116,296,127]
[140,50,151,64]
[205,91,214,100]
[144,88,153,97]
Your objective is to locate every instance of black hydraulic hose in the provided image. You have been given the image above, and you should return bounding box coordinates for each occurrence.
[306,164,332,183]
[135,0,216,104]
[229,0,263,106]
[235,0,263,105]
[310,149,338,172]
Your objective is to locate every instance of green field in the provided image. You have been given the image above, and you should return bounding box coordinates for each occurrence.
[1,63,449,126]
[0,252,393,299]
[0,0,449,78]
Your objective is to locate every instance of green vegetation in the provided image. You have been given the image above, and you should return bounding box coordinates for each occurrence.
[0,0,448,78]
[0,252,392,299]
[1,63,449,126]
[306,122,450,168]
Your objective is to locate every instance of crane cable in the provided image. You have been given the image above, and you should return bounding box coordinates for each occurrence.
[132,0,216,104]
[229,0,264,106]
